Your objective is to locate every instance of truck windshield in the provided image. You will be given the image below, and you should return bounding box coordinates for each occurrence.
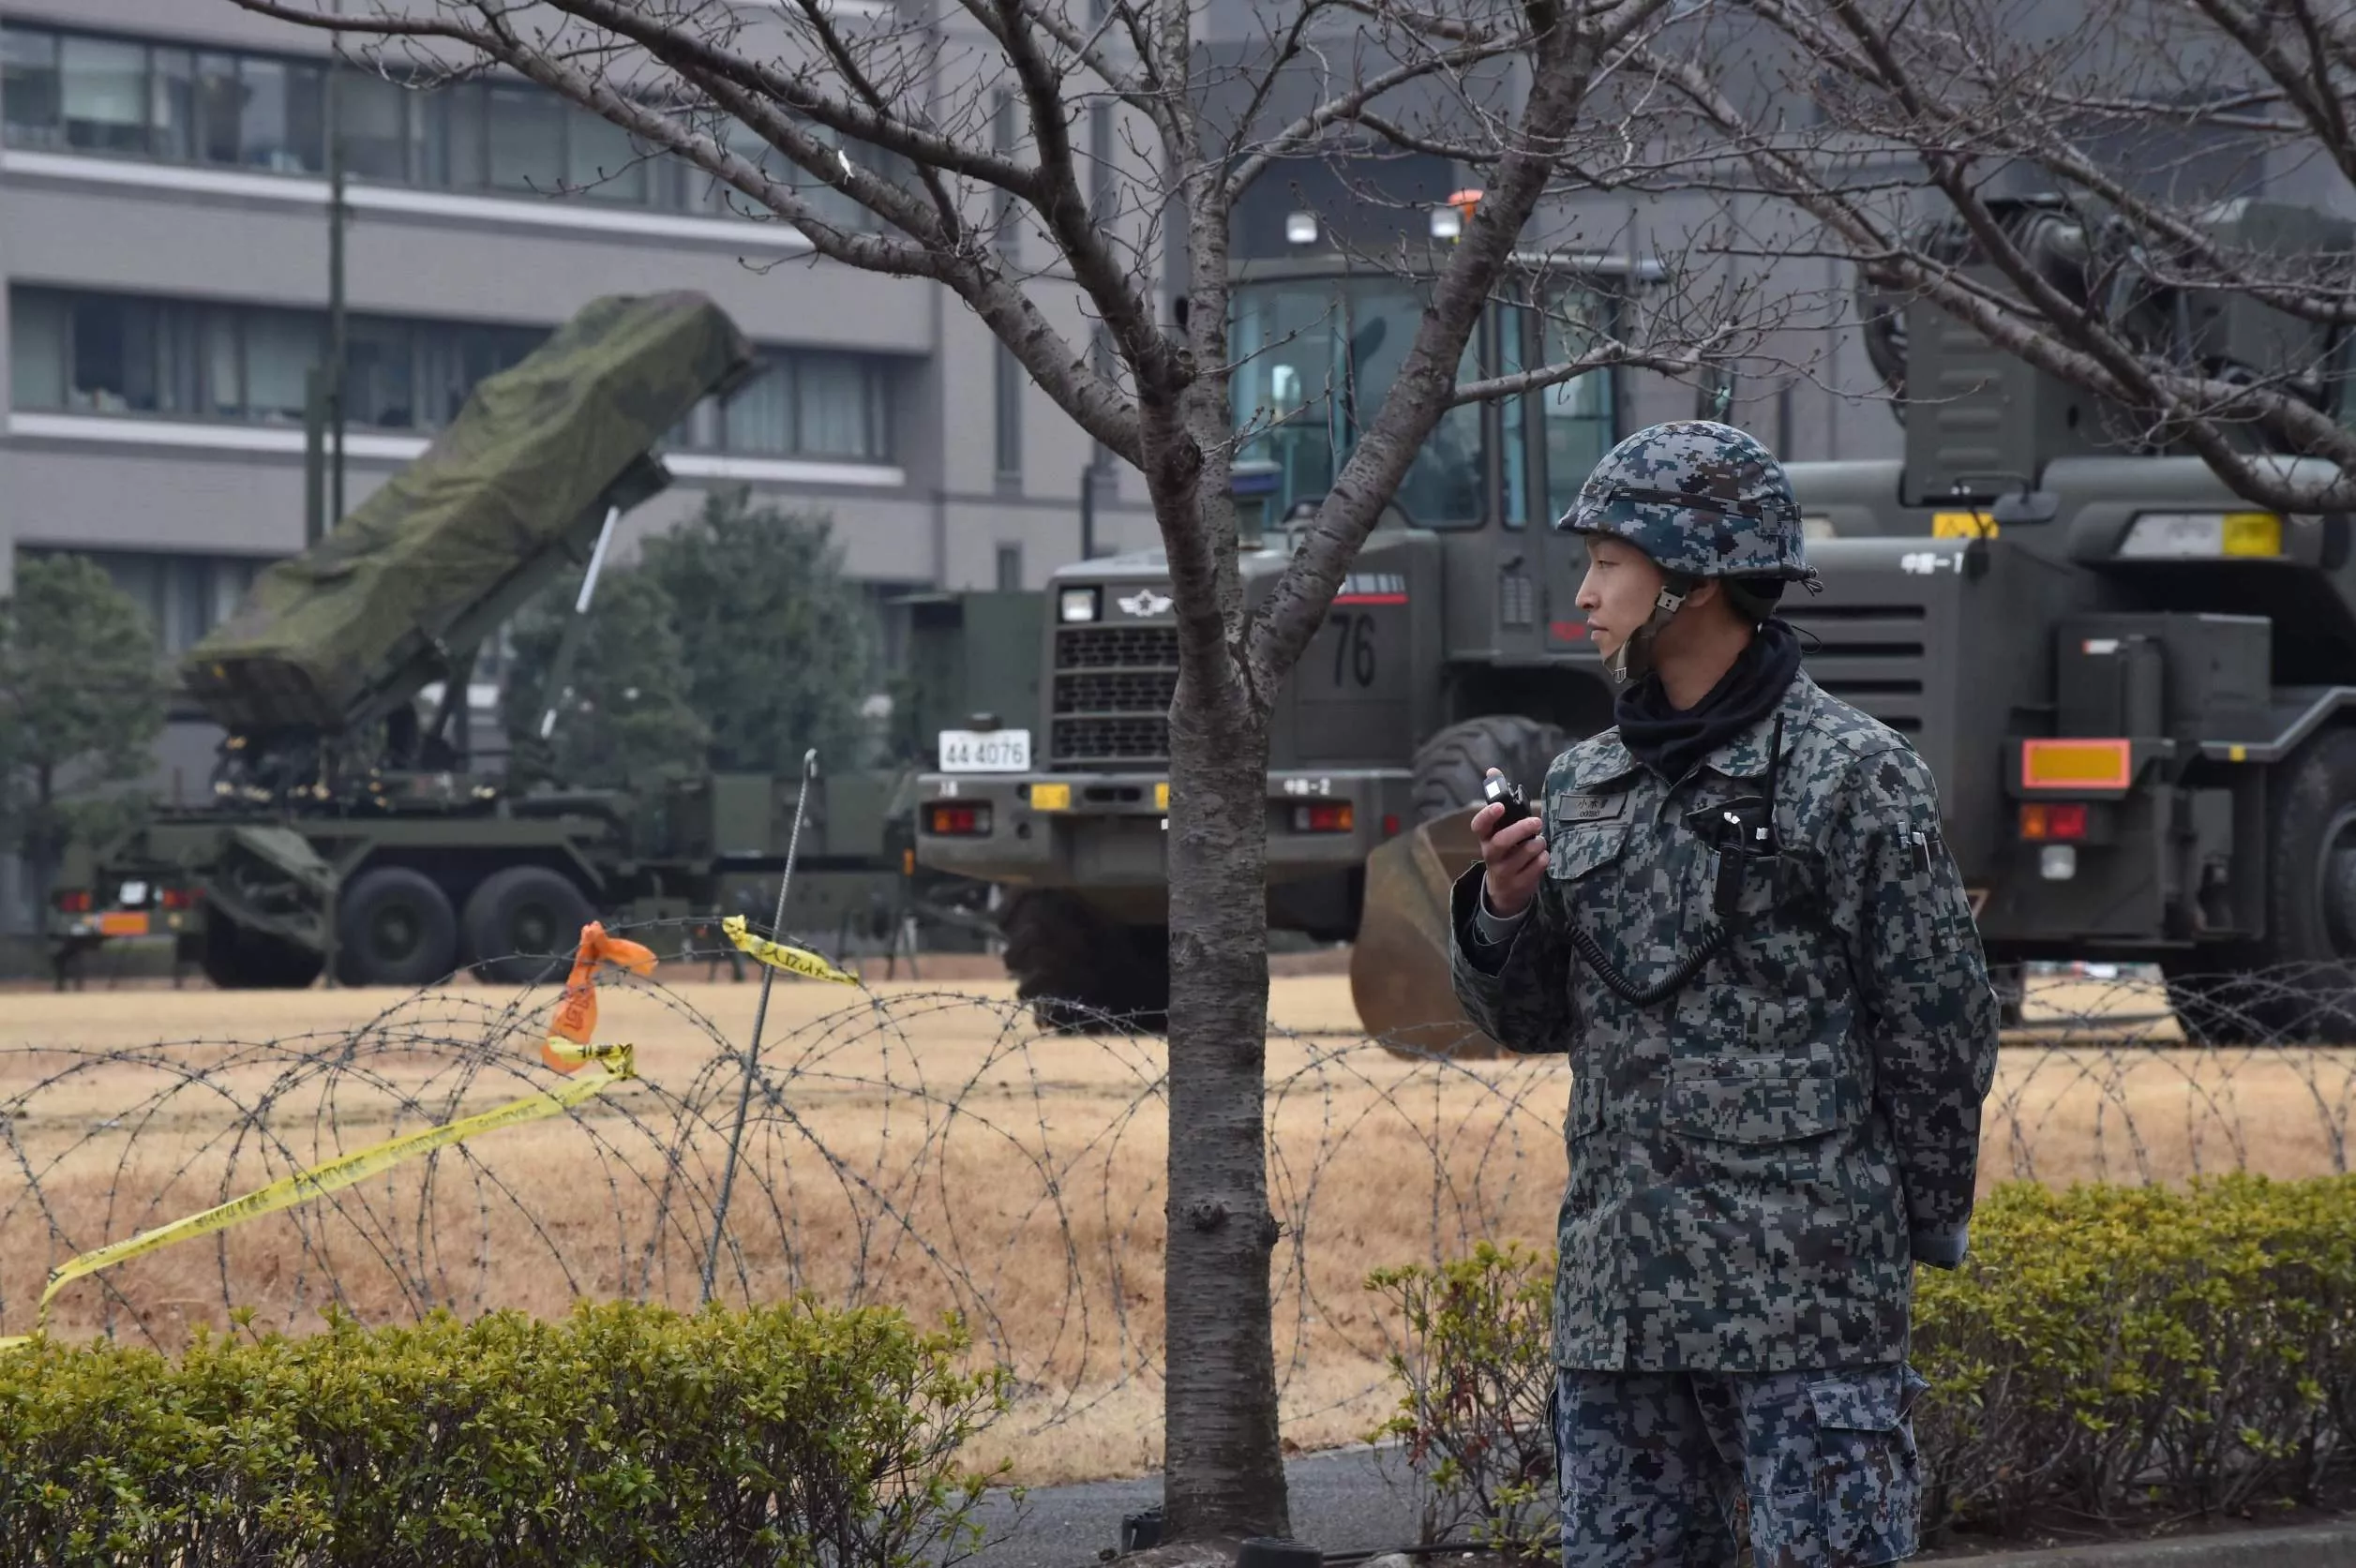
[1230,276,1484,529]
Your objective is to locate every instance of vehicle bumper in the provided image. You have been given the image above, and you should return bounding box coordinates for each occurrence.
[913,768,1418,888]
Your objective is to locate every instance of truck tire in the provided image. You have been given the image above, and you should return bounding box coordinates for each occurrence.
[198,912,323,990]
[1412,715,1570,820]
[462,866,593,988]
[999,889,1169,1034]
[335,867,459,989]
[2169,727,2356,1045]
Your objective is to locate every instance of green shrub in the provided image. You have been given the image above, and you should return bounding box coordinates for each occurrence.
[1366,1241,1557,1562]
[1368,1173,2356,1549]
[0,1298,1011,1568]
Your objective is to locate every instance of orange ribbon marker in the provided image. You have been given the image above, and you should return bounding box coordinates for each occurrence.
[543,920,658,1075]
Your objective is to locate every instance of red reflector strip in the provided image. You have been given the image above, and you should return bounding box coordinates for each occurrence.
[925,802,993,835]
[2019,802,2088,842]
[1549,620,1587,640]
[2020,739,2131,790]
[1332,593,1407,605]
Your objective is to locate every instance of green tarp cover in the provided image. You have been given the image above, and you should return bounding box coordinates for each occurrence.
[183,291,755,733]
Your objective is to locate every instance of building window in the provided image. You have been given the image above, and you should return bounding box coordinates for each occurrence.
[995,343,1023,483]
[0,20,895,227]
[10,285,898,462]
[20,546,272,656]
[995,544,1023,591]
[675,351,895,462]
[7,286,537,428]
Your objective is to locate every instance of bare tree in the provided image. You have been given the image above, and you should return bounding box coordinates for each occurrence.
[1639,0,2356,511]
[226,0,1760,1536]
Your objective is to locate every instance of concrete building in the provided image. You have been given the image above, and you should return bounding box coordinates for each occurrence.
[0,0,1157,838]
[0,0,1924,938]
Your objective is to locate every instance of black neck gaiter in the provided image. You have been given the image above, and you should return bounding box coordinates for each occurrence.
[1613,617,1802,784]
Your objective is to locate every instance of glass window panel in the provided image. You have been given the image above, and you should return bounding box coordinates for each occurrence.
[345,317,415,426]
[486,83,563,192]
[408,80,478,187]
[1499,305,1529,529]
[994,344,1021,478]
[336,68,409,182]
[8,289,68,410]
[724,363,792,455]
[707,115,774,217]
[3,27,63,149]
[868,363,893,459]
[203,309,241,418]
[192,52,240,164]
[151,302,200,415]
[667,396,717,451]
[59,36,147,156]
[149,47,192,160]
[565,104,646,202]
[797,356,875,456]
[283,60,325,172]
[244,309,319,424]
[66,295,134,411]
[413,329,464,425]
[236,56,292,169]
[1542,292,1614,523]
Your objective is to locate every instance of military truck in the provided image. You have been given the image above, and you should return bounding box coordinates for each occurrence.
[913,157,1644,1034]
[919,184,2356,1045]
[49,292,1027,988]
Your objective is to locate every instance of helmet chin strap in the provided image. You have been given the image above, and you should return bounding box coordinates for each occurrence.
[1603,581,1690,686]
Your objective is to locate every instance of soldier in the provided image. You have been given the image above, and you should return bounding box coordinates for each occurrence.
[1451,420,2000,1566]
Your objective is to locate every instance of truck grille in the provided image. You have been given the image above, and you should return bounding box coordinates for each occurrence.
[1785,603,1928,734]
[1053,620,1177,766]
[1056,670,1179,713]
[1058,626,1178,668]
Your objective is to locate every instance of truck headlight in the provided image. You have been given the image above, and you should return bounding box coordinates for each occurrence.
[1058,587,1100,623]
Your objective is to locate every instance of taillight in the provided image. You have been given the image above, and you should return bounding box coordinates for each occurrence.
[2019,802,2088,842]
[53,889,92,914]
[160,888,196,911]
[925,802,993,836]
[1290,802,1355,833]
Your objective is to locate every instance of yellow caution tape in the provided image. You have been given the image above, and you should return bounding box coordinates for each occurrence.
[720,915,861,986]
[0,1049,636,1351]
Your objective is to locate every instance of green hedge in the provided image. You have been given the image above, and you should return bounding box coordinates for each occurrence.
[0,1299,1010,1567]
[1369,1174,2356,1555]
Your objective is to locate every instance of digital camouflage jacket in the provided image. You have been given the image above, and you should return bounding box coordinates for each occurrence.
[1450,671,2000,1373]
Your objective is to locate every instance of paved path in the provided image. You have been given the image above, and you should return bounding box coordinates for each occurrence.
[968,1446,1426,1568]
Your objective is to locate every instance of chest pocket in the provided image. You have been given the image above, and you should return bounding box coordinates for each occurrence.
[1547,791,1632,882]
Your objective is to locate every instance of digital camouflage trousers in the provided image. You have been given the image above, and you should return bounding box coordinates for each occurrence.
[1553,1362,1929,1568]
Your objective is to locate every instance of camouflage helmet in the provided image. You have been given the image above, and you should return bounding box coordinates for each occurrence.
[1556,419,1812,581]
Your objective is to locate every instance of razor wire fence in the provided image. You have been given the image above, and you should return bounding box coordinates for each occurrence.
[1,937,2353,1477]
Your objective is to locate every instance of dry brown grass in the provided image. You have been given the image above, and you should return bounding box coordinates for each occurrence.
[1,970,2349,1485]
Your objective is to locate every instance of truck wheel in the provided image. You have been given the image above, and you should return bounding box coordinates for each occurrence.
[198,913,323,990]
[999,889,1169,1034]
[2177,728,2356,1044]
[1412,715,1570,818]
[335,867,459,989]
[462,866,593,988]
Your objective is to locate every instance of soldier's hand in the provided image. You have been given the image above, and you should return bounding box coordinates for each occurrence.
[1473,767,1547,919]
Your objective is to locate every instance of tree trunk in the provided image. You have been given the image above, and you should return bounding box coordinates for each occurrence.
[1142,285,1288,1535]
[1161,662,1286,1542]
